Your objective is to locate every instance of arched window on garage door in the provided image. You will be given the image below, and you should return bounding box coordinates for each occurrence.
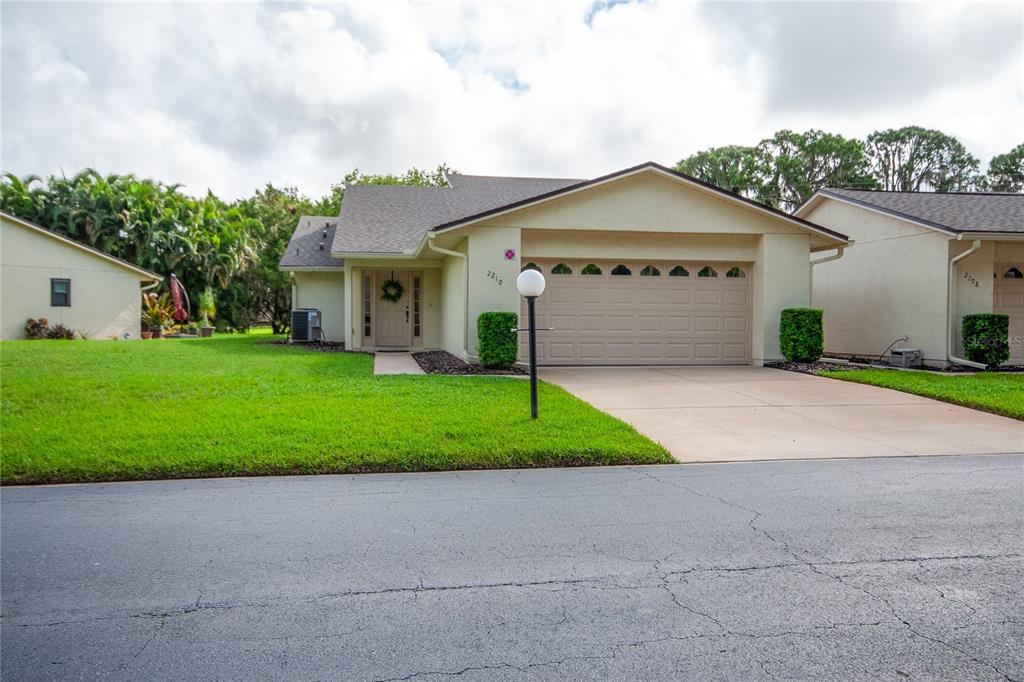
[551,263,572,275]
[611,264,632,276]
[521,262,541,272]
[669,266,689,277]
[581,263,602,275]
[1004,267,1023,279]
[640,265,661,276]
[726,266,746,278]
[698,266,718,278]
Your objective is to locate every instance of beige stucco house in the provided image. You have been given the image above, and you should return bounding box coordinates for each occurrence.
[796,189,1024,367]
[0,212,161,340]
[281,162,848,365]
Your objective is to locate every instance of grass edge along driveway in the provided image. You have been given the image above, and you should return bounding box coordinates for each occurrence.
[822,368,1024,420]
[1,333,671,484]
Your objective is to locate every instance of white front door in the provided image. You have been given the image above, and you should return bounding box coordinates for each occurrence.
[375,271,411,348]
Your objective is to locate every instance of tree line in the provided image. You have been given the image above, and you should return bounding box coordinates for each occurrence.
[675,126,1023,210]
[1,126,1019,334]
[0,167,450,334]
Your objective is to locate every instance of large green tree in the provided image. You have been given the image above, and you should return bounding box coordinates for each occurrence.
[866,126,984,192]
[675,130,875,210]
[756,130,876,210]
[987,143,1024,192]
[0,164,454,334]
[674,145,766,200]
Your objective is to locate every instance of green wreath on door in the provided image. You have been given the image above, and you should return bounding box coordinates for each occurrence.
[381,278,404,303]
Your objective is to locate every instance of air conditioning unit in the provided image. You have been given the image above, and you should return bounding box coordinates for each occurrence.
[291,308,322,342]
[890,348,921,368]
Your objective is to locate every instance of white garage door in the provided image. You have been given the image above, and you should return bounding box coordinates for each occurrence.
[994,263,1024,365]
[520,259,752,365]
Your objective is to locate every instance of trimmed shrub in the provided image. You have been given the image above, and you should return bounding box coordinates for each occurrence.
[963,313,1010,368]
[779,308,824,362]
[477,312,519,367]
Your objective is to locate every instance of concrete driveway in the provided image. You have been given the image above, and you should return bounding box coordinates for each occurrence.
[541,366,1024,462]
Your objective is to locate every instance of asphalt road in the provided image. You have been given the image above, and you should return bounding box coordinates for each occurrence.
[2,455,1022,681]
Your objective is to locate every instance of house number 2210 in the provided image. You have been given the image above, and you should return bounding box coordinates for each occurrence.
[963,272,979,287]
[486,270,504,286]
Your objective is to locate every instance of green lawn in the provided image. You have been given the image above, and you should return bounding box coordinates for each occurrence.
[1,333,670,484]
[821,369,1024,420]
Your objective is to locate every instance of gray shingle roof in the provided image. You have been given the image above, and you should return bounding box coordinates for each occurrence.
[279,216,344,268]
[820,188,1024,234]
[331,174,581,254]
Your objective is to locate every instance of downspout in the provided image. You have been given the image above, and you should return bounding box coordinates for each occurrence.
[947,237,986,370]
[809,245,846,294]
[426,233,469,358]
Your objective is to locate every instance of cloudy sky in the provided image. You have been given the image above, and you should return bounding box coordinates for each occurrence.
[2,1,1021,200]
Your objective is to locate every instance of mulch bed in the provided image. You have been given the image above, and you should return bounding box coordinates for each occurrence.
[766,359,1024,375]
[264,340,349,353]
[764,360,877,375]
[413,351,526,375]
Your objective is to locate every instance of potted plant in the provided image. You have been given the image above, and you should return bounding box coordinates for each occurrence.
[142,292,174,338]
[198,287,216,338]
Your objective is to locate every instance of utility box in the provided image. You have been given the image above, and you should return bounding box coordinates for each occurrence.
[890,348,921,368]
[291,308,322,342]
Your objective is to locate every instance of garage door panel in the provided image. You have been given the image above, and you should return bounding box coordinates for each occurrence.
[724,290,749,306]
[724,316,748,332]
[694,343,722,360]
[666,316,691,332]
[694,290,721,305]
[994,268,1024,364]
[548,288,575,305]
[523,259,752,365]
[694,316,720,332]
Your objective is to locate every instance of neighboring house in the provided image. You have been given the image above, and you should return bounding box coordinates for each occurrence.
[281,162,848,365]
[0,212,161,340]
[795,190,1024,366]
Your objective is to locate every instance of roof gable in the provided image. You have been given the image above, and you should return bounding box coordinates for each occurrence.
[323,162,846,256]
[0,212,161,280]
[434,163,848,245]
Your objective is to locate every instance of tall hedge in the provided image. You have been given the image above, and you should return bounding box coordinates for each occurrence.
[963,313,1010,368]
[779,308,824,362]
[477,312,519,367]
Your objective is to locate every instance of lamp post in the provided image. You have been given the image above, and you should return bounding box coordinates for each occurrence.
[516,269,546,419]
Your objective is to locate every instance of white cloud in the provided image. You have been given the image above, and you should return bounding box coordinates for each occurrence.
[2,1,1021,200]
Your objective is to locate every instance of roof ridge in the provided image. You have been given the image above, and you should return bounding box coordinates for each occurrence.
[824,187,1023,197]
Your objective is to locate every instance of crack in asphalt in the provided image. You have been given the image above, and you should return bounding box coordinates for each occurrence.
[631,470,1022,682]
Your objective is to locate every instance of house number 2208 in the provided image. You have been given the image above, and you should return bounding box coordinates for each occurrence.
[486,270,503,286]
[963,272,979,287]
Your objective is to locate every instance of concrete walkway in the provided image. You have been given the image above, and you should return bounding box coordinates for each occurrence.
[373,352,424,375]
[541,366,1024,462]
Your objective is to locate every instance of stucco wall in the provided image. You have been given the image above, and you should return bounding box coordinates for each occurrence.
[752,234,811,363]
[440,241,468,356]
[466,227,522,359]
[521,230,759,261]
[994,242,1024,263]
[1,218,148,340]
[806,200,950,362]
[292,271,345,342]
[475,171,810,239]
[421,268,442,349]
[951,240,996,356]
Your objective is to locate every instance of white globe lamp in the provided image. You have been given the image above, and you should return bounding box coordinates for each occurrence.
[516,268,546,419]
